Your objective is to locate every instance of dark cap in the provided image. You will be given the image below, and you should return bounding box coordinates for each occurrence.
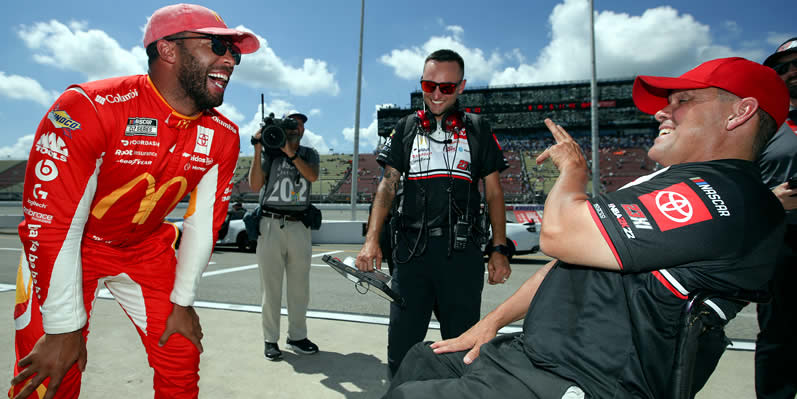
[764,37,797,68]
[286,111,308,123]
[632,57,789,126]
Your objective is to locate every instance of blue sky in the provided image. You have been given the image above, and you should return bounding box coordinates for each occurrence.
[0,0,793,159]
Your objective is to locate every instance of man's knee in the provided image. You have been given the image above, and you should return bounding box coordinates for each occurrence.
[386,382,415,399]
[406,341,435,361]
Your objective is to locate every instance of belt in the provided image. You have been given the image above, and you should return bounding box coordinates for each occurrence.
[403,226,444,236]
[261,211,301,222]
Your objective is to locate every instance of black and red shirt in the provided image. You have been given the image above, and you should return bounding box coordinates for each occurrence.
[377,113,507,227]
[517,160,784,398]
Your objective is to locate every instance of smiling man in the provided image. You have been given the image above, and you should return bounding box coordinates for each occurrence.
[383,57,789,399]
[356,49,509,377]
[9,4,259,399]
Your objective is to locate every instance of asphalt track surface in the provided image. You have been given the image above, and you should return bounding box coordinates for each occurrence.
[0,232,760,342]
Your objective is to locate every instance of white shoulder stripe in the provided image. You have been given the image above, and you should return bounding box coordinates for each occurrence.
[618,166,670,190]
[66,87,98,114]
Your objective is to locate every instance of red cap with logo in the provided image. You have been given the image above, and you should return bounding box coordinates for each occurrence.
[143,3,259,54]
[632,57,789,126]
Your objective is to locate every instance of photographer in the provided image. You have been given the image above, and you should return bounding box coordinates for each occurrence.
[248,111,320,361]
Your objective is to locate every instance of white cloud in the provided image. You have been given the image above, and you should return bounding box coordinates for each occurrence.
[766,32,797,48]
[379,26,503,82]
[18,20,147,81]
[329,139,342,154]
[490,0,766,85]
[0,134,35,160]
[0,72,59,107]
[237,98,330,156]
[15,21,339,98]
[231,26,340,96]
[445,25,465,40]
[308,109,322,117]
[341,104,385,152]
[301,131,331,155]
[216,103,244,123]
[724,21,740,35]
[380,0,770,87]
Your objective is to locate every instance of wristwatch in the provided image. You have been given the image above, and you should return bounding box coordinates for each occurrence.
[250,135,260,146]
[492,244,512,257]
[288,153,299,161]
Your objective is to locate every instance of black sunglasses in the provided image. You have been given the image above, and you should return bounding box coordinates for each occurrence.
[771,59,797,75]
[167,35,241,65]
[420,80,461,95]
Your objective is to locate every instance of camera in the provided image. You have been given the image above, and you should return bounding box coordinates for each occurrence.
[260,112,299,149]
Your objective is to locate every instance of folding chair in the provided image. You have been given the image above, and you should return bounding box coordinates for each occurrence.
[670,289,770,399]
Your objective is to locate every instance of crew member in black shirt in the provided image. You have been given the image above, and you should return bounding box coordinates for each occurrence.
[383,57,789,399]
[355,49,510,377]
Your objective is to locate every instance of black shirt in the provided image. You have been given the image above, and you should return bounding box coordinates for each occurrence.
[518,160,784,398]
[377,113,507,227]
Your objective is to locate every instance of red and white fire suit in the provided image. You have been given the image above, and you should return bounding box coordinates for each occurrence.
[10,74,239,399]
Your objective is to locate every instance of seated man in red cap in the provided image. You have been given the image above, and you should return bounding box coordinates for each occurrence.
[9,3,259,399]
[383,57,790,399]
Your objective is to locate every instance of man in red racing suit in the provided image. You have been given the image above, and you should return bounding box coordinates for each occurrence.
[9,4,260,399]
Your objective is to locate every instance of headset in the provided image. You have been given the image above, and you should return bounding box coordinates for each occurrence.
[415,109,464,135]
[393,107,473,260]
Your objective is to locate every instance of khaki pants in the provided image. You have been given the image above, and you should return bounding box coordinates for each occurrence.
[256,216,312,343]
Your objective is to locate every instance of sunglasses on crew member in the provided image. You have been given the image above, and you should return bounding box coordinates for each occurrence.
[771,59,797,75]
[166,35,242,65]
[420,80,461,95]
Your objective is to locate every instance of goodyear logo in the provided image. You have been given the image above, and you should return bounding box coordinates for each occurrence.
[48,108,81,133]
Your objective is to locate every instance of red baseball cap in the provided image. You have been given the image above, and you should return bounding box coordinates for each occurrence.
[633,57,789,126]
[143,3,259,54]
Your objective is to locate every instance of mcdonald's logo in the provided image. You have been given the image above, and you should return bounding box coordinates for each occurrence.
[92,173,188,224]
[212,11,224,23]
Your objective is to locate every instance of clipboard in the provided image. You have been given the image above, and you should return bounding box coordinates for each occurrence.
[322,255,404,307]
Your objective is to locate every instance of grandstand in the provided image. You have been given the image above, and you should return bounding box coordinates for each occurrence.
[333,154,380,203]
[377,78,660,202]
[0,161,27,200]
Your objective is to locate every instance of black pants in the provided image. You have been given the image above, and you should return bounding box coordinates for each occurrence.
[755,238,797,399]
[384,336,582,399]
[387,230,484,377]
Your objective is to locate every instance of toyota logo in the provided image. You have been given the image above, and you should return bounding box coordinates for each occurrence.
[655,191,692,223]
[197,133,209,146]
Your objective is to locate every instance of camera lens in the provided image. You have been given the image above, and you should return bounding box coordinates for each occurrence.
[261,125,286,148]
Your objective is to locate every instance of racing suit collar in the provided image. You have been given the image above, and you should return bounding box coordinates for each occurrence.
[146,75,203,129]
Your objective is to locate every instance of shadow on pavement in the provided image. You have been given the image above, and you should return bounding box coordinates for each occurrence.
[282,351,388,398]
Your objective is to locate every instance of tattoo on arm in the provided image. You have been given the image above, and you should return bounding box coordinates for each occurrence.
[375,166,401,209]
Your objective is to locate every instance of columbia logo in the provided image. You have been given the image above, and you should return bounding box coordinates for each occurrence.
[95,95,106,105]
